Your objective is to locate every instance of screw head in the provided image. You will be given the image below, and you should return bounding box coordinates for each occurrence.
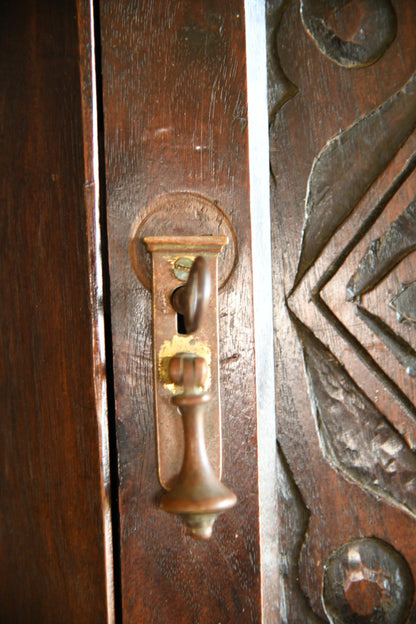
[173,257,193,281]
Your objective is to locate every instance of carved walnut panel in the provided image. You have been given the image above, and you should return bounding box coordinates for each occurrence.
[268,1,416,622]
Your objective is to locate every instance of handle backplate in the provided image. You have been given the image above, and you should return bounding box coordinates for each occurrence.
[144,235,228,489]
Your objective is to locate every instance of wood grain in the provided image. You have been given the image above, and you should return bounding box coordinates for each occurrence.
[99,1,261,621]
[269,1,416,620]
[0,1,111,621]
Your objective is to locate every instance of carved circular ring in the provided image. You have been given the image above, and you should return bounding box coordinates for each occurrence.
[300,0,397,69]
[129,191,238,291]
[322,538,414,624]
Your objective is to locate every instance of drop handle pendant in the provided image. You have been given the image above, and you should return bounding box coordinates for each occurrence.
[161,353,237,539]
[142,234,234,539]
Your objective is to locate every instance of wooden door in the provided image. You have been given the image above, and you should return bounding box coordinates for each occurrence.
[3,1,416,622]
[1,1,113,622]
[98,0,416,622]
[97,0,416,621]
[98,0,269,621]
[268,1,416,622]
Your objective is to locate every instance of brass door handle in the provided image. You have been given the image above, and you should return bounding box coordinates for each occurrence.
[161,353,236,539]
[143,235,236,539]
[171,256,211,334]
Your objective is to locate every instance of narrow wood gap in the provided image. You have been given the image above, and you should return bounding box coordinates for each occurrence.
[92,1,123,620]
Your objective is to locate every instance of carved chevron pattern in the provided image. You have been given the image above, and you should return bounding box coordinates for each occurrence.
[290,311,416,519]
[287,73,416,518]
[268,4,416,620]
[294,71,416,290]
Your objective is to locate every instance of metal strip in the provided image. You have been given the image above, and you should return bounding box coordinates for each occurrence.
[245,0,279,620]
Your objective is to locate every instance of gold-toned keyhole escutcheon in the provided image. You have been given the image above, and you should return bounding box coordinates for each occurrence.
[143,235,237,539]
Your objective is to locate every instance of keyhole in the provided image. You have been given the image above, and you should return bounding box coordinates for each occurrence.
[176,311,187,335]
[172,287,188,335]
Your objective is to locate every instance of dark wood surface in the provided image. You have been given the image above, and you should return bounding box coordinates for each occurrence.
[0,1,112,621]
[269,1,416,621]
[7,1,415,621]
[99,1,261,621]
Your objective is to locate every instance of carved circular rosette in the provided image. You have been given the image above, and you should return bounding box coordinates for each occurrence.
[322,537,414,624]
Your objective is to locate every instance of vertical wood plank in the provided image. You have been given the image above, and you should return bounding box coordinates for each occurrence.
[268,1,416,621]
[0,1,112,621]
[99,1,262,621]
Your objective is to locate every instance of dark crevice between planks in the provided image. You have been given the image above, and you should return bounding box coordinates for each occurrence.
[93,1,123,621]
